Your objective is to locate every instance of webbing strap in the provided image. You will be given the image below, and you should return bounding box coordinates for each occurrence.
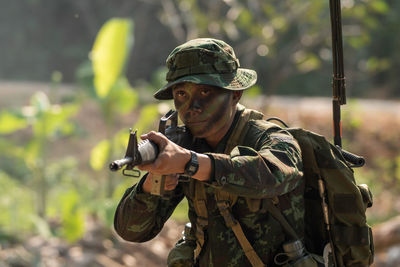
[262,198,299,241]
[193,181,208,258]
[192,106,265,265]
[214,107,266,266]
[224,106,264,153]
[216,201,265,267]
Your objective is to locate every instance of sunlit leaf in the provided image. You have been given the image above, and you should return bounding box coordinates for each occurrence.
[0,111,28,134]
[92,18,134,98]
[133,104,159,136]
[32,104,79,138]
[108,78,138,114]
[90,139,111,171]
[24,140,41,167]
[113,128,131,154]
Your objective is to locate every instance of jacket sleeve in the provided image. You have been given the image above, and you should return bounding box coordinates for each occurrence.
[205,121,303,199]
[114,174,184,242]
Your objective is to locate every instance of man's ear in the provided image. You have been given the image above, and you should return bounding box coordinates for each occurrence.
[232,90,243,104]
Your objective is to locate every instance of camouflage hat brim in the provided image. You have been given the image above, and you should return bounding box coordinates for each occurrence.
[154,68,257,100]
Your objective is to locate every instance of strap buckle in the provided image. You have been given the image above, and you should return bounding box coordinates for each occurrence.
[196,216,208,227]
[216,200,237,228]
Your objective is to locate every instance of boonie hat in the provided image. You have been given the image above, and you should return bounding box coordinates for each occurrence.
[154,38,257,100]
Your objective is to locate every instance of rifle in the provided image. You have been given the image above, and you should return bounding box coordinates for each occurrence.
[109,110,193,197]
[329,0,365,168]
[323,1,366,265]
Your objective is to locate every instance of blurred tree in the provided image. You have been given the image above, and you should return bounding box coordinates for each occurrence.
[0,0,398,98]
[156,0,397,98]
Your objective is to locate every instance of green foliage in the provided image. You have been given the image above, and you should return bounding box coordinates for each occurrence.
[29,92,79,139]
[59,191,85,242]
[133,104,161,136]
[0,91,80,219]
[92,18,134,99]
[171,199,189,222]
[245,85,262,98]
[0,111,28,134]
[0,172,35,234]
[90,139,111,171]
[3,0,400,98]
[81,18,138,199]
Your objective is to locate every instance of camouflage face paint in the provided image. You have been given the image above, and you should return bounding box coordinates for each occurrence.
[172,83,236,145]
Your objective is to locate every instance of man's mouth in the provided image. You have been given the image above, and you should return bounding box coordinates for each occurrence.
[185,118,209,125]
[186,120,206,125]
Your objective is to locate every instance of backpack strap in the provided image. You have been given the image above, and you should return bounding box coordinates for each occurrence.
[192,105,269,266]
[214,105,265,208]
[192,180,208,259]
[224,104,264,153]
[216,200,266,267]
[215,106,266,266]
[261,198,299,241]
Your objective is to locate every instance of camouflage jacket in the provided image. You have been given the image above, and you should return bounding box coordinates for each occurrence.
[114,106,305,266]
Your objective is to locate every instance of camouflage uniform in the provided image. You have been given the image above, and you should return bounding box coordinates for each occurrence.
[114,105,304,266]
[114,38,305,266]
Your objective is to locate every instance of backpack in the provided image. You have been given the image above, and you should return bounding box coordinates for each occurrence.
[285,127,374,266]
[189,108,374,267]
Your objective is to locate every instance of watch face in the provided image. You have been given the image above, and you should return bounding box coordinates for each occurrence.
[188,165,197,173]
[185,151,199,176]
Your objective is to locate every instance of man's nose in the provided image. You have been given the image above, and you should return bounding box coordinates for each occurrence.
[189,99,202,112]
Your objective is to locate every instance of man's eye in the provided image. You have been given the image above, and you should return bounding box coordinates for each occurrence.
[200,89,211,96]
[175,90,186,97]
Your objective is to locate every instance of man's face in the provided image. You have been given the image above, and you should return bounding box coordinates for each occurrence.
[172,83,236,139]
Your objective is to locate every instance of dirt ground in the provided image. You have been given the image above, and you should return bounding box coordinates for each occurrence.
[0,217,183,267]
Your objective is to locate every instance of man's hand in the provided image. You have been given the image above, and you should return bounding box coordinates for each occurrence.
[137,131,191,175]
[138,131,212,183]
[142,173,179,193]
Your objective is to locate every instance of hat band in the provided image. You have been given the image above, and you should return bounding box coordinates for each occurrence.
[166,61,238,82]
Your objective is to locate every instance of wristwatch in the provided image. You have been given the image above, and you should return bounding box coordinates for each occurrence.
[184,151,199,176]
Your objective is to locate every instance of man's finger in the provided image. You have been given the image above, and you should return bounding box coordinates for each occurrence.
[137,163,154,172]
[164,174,179,190]
[141,131,168,148]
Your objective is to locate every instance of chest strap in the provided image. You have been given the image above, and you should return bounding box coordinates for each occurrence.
[192,180,208,259]
[217,107,265,266]
[192,106,267,266]
[216,199,266,267]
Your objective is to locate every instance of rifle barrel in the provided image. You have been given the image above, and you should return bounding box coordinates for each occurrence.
[109,157,133,171]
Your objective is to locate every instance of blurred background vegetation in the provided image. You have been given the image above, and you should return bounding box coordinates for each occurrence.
[2,0,399,98]
[0,0,399,266]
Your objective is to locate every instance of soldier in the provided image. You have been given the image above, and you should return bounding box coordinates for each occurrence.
[114,38,305,266]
